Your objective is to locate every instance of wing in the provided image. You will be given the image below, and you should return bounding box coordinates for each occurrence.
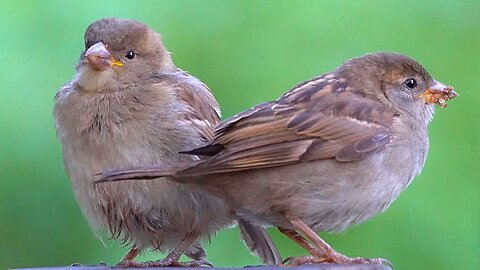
[157,70,221,142]
[179,73,396,176]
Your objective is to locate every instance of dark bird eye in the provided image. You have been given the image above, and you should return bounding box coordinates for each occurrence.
[404,78,417,89]
[125,50,136,59]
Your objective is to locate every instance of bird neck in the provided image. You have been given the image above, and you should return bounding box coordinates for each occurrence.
[75,65,122,93]
[401,103,435,127]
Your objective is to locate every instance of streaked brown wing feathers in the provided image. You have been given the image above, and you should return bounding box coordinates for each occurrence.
[182,140,314,175]
[159,71,221,142]
[179,74,395,176]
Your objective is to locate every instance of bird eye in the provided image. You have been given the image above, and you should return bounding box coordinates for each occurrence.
[404,78,417,89]
[125,50,136,59]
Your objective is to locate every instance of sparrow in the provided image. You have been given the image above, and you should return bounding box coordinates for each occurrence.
[54,18,280,267]
[97,52,458,265]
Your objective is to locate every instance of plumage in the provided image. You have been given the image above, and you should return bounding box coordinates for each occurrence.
[55,18,280,266]
[98,52,457,265]
[155,72,395,175]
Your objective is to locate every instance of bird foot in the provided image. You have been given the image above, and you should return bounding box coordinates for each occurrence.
[283,218,392,267]
[323,252,392,266]
[282,255,328,265]
[177,259,213,267]
[282,254,391,267]
[115,260,146,268]
[116,259,213,268]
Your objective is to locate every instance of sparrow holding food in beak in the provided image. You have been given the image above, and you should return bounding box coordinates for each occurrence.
[98,52,457,266]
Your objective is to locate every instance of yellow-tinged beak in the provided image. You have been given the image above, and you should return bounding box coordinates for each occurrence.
[85,42,123,71]
[417,81,458,108]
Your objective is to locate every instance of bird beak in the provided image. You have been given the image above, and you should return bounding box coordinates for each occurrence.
[85,42,123,71]
[417,80,458,108]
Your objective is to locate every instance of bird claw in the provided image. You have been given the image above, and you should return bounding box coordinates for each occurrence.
[178,259,214,268]
[329,254,392,267]
[115,258,213,268]
[281,254,392,267]
[115,260,145,268]
[282,255,327,265]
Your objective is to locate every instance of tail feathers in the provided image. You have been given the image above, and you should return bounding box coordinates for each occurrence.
[184,241,207,261]
[95,164,184,184]
[238,218,282,265]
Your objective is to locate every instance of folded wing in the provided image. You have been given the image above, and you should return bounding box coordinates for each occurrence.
[179,74,395,176]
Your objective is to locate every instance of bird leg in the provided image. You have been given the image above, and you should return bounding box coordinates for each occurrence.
[277,227,328,264]
[148,232,211,267]
[288,217,390,265]
[116,246,141,267]
[116,233,211,268]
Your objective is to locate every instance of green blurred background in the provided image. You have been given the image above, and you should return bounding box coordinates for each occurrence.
[0,1,478,269]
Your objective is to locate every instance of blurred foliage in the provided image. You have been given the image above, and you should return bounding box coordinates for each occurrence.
[0,1,478,269]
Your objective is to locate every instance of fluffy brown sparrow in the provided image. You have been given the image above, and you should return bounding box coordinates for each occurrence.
[98,52,458,265]
[54,18,280,267]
